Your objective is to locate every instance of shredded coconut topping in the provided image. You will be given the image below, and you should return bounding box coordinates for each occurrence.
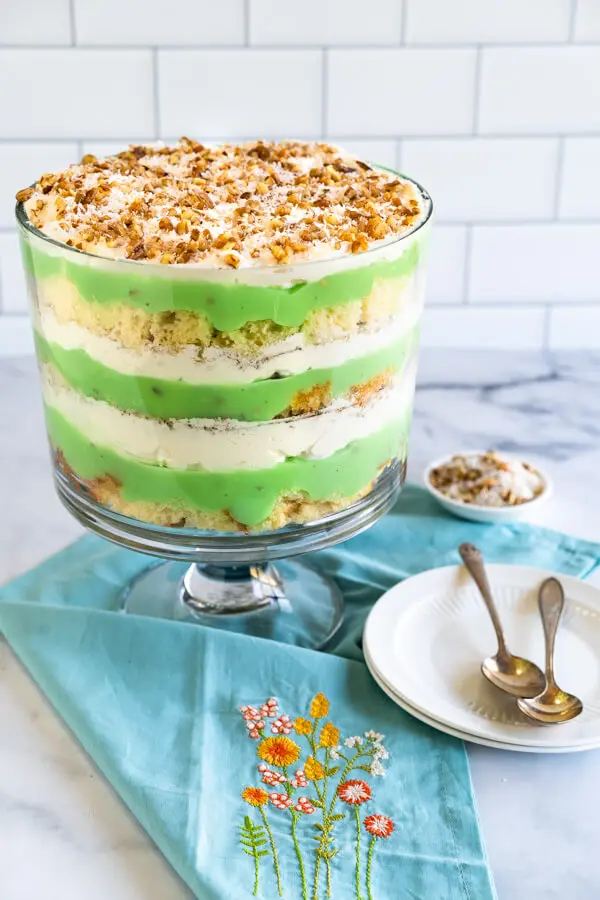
[18,138,426,268]
[430,451,545,507]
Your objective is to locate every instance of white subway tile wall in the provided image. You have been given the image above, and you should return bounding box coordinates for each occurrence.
[73,0,245,45]
[0,0,598,355]
[470,224,600,304]
[573,0,600,41]
[0,0,72,45]
[401,138,559,221]
[404,0,573,44]
[328,49,477,135]
[559,138,600,218]
[0,233,28,314]
[249,0,404,45]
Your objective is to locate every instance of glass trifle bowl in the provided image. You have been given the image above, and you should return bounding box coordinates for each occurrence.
[16,139,432,647]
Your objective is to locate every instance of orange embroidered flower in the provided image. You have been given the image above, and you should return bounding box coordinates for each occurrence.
[364,814,395,838]
[257,736,301,768]
[310,693,330,718]
[294,717,313,736]
[338,779,372,805]
[304,755,325,781]
[319,722,340,747]
[241,786,269,807]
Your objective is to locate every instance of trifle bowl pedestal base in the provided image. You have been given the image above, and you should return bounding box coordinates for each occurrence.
[54,460,404,649]
[121,559,344,648]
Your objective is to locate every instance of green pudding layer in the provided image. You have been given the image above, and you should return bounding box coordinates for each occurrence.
[37,328,416,421]
[45,406,410,526]
[22,234,423,330]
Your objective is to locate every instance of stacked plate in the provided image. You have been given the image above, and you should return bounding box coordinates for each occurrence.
[364,564,600,753]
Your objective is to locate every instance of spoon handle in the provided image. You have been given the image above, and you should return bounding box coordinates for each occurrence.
[459,543,509,658]
[538,577,565,690]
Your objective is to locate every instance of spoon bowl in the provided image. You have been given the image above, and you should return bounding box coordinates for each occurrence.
[482,653,546,699]
[516,577,584,726]
[517,690,583,725]
[459,543,546,699]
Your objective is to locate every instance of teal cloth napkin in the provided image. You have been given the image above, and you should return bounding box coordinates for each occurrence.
[1,484,599,900]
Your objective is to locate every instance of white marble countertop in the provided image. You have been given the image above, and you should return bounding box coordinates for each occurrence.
[2,349,600,900]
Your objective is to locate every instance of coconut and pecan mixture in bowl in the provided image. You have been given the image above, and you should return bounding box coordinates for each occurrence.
[17,138,425,268]
[429,451,545,508]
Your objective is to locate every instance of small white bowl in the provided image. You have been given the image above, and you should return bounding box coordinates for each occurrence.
[423,450,553,524]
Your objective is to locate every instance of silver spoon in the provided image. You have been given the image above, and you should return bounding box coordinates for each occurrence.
[459,543,546,698]
[517,578,583,725]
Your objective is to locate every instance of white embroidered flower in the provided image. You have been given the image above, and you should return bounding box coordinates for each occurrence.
[329,746,341,760]
[370,759,386,777]
[365,730,385,742]
[344,736,363,748]
[373,746,389,760]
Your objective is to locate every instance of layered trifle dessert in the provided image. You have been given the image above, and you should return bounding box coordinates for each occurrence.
[17,139,431,533]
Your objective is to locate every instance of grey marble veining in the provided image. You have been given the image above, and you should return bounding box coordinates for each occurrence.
[1,350,600,900]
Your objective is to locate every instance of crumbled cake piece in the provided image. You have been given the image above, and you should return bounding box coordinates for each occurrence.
[429,451,545,507]
[18,138,426,268]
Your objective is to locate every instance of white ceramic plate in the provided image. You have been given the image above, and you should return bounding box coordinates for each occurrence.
[363,565,600,752]
[364,647,600,753]
[424,450,552,523]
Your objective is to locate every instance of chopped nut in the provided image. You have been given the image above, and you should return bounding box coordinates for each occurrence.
[15,187,34,203]
[18,138,425,266]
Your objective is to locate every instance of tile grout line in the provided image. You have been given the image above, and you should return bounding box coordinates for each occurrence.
[2,40,600,50]
[2,134,600,143]
[569,0,579,41]
[68,0,77,45]
[321,49,328,137]
[152,48,160,139]
[243,0,250,45]
[400,0,408,43]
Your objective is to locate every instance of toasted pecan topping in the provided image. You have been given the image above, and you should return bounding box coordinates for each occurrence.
[19,139,425,267]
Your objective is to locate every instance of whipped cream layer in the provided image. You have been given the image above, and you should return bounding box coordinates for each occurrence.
[35,282,421,384]
[42,366,416,472]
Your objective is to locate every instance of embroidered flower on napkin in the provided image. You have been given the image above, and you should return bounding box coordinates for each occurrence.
[239,693,394,899]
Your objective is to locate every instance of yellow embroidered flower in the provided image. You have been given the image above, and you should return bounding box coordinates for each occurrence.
[257,736,301,768]
[310,693,330,718]
[304,755,325,781]
[294,717,313,736]
[319,722,340,748]
[241,786,269,807]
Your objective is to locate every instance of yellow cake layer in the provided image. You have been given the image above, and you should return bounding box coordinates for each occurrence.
[36,274,407,353]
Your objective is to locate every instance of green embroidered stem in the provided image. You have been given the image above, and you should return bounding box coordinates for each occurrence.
[323,748,332,898]
[354,805,364,900]
[327,755,356,816]
[312,855,322,900]
[313,745,371,900]
[281,766,307,900]
[291,810,308,900]
[366,836,377,900]
[260,807,283,898]
[238,815,269,897]
[253,846,259,895]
